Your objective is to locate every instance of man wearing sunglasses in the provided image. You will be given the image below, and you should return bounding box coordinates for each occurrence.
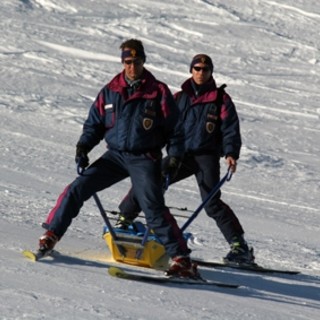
[117,54,255,265]
[38,39,199,279]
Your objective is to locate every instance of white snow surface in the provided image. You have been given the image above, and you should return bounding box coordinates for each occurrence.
[1,0,320,319]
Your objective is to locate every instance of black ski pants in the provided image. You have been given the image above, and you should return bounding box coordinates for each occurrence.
[44,149,189,257]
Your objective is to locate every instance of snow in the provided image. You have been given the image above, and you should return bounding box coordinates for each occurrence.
[1,0,319,319]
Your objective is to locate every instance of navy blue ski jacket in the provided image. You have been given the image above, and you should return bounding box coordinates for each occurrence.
[77,69,184,158]
[174,77,242,159]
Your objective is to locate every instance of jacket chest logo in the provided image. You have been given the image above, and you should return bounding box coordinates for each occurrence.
[206,122,215,133]
[206,109,218,133]
[143,118,153,130]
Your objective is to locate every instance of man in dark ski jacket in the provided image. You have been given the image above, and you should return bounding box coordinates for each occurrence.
[39,39,199,278]
[116,54,254,264]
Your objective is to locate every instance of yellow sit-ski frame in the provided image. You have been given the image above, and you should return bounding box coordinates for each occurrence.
[103,229,169,269]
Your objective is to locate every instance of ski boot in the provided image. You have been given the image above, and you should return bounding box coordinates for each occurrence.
[38,230,59,257]
[224,236,255,265]
[114,214,134,230]
[165,255,201,279]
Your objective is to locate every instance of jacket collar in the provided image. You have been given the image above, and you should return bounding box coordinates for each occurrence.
[107,69,158,100]
[181,77,218,103]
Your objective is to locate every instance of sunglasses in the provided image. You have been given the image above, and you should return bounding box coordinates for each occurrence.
[123,59,143,66]
[193,66,210,72]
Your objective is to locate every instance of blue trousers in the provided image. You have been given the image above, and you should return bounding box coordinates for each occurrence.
[44,150,189,257]
[119,153,244,243]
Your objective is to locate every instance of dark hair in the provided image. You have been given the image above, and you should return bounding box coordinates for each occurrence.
[120,39,145,52]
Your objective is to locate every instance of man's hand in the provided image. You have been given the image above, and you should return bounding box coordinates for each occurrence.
[162,156,181,180]
[75,144,90,170]
[226,156,237,173]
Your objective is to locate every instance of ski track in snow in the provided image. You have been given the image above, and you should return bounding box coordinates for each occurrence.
[1,0,320,319]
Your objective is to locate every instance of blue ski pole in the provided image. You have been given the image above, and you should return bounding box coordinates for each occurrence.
[181,168,233,232]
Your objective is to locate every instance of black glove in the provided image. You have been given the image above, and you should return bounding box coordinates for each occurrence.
[161,156,181,180]
[75,144,90,170]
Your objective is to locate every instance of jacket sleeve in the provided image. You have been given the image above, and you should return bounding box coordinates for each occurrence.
[76,88,107,151]
[160,86,185,158]
[220,93,242,159]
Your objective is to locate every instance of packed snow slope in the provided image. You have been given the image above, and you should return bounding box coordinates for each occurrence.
[1,0,319,319]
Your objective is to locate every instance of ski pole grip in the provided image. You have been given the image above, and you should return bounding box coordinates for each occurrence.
[226,167,233,181]
[77,164,85,176]
[164,174,170,190]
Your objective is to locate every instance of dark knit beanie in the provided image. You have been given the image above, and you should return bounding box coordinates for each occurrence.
[189,54,214,73]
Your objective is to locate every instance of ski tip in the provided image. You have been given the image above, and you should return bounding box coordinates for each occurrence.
[22,250,38,261]
[108,266,124,277]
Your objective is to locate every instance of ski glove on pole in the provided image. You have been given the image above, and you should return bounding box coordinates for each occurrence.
[75,144,90,169]
[162,156,181,180]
